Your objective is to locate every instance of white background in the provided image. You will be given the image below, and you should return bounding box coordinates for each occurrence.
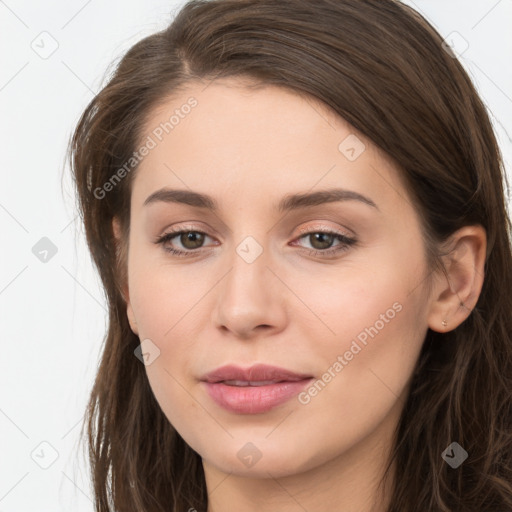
[1,1,511,510]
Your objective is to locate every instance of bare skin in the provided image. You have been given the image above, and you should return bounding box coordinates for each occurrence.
[113,78,486,512]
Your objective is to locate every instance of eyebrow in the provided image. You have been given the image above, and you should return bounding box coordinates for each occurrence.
[143,187,379,212]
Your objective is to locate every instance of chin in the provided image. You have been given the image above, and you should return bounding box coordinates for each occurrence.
[198,434,328,479]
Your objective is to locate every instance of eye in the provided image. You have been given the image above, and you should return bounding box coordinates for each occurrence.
[154,229,216,257]
[154,227,357,259]
[292,229,357,257]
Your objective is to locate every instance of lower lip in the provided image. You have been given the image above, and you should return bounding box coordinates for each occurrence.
[203,379,313,414]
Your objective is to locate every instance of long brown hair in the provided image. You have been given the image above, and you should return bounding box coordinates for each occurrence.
[68,0,512,510]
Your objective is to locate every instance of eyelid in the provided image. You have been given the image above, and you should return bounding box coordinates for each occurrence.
[157,224,352,242]
[158,222,213,236]
[291,226,356,250]
[296,225,352,238]
[155,226,217,247]
[155,223,357,257]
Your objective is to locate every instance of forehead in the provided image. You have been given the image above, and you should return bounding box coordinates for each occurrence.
[131,78,411,218]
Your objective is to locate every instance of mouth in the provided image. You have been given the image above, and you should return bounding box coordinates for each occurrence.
[220,379,295,386]
[201,364,314,414]
[202,363,312,383]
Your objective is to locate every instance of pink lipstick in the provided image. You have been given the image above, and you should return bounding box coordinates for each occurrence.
[201,364,313,414]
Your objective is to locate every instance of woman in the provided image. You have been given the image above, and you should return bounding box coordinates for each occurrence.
[68,0,512,510]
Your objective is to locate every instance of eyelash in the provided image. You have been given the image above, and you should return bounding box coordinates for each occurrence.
[154,228,357,259]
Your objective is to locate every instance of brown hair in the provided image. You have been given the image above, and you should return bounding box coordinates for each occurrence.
[68,0,512,510]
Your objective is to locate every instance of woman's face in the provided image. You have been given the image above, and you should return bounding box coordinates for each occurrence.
[118,78,437,479]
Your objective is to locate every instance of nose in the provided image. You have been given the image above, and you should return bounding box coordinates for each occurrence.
[211,240,287,340]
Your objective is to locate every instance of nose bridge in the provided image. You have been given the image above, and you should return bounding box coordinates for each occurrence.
[212,232,285,336]
[223,233,271,302]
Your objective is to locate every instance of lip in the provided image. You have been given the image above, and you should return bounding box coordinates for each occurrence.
[201,364,314,414]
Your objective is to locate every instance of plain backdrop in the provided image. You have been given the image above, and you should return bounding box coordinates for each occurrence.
[1,1,511,510]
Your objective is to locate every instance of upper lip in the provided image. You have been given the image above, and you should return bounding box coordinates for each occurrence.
[201,364,313,383]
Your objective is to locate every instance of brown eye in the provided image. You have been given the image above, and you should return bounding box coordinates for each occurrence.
[308,232,335,250]
[292,229,357,258]
[179,231,205,249]
[155,229,214,256]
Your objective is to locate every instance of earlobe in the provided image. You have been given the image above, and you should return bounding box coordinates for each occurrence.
[112,216,122,241]
[127,302,139,336]
[427,225,486,333]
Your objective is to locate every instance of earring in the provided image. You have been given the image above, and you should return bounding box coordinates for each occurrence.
[442,319,448,327]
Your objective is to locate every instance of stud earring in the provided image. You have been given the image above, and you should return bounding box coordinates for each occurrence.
[442,319,448,327]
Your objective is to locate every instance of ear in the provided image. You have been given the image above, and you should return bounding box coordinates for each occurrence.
[112,216,139,336]
[427,225,486,333]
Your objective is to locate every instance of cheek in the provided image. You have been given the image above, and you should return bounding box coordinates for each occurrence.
[128,258,207,343]
[127,259,213,416]
[290,254,418,350]
[291,252,427,409]
[128,273,199,430]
